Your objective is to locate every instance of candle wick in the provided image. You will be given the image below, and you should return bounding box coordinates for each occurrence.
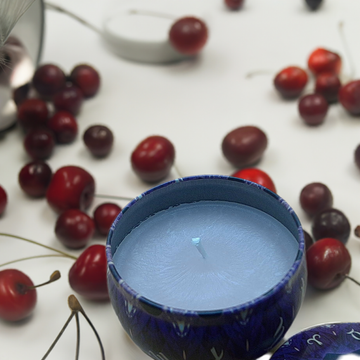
[192,238,207,260]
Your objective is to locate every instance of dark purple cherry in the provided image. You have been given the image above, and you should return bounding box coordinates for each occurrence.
[48,111,78,144]
[18,161,52,197]
[83,125,114,157]
[300,182,333,217]
[298,94,328,126]
[24,128,55,160]
[32,64,66,98]
[53,85,84,115]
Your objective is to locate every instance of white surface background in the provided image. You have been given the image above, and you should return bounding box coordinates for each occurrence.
[1,0,360,358]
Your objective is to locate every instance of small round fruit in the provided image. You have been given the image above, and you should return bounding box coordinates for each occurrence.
[0,269,37,321]
[131,136,175,183]
[70,64,100,98]
[83,125,114,157]
[231,168,276,193]
[273,66,308,99]
[305,0,323,10]
[48,111,78,144]
[55,209,95,249]
[53,85,84,115]
[311,208,351,244]
[18,161,52,197]
[169,17,208,55]
[298,94,329,126]
[306,237,351,290]
[68,244,109,301]
[32,64,66,98]
[222,126,268,168]
[46,165,95,213]
[225,0,244,10]
[0,185,7,216]
[24,128,55,160]
[93,203,121,236]
[315,72,341,103]
[339,80,360,116]
[307,48,341,76]
[300,182,333,217]
[17,98,49,131]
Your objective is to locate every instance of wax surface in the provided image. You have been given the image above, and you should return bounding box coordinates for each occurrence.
[113,201,299,311]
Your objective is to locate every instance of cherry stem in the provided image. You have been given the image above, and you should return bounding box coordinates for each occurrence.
[338,21,356,80]
[28,270,61,290]
[75,312,80,360]
[128,9,176,20]
[45,2,102,35]
[0,232,77,260]
[345,274,360,287]
[95,193,134,202]
[0,254,68,268]
[173,163,184,179]
[245,70,274,79]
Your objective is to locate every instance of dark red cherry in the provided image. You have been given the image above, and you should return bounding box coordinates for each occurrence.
[32,64,66,98]
[48,111,78,144]
[312,208,351,244]
[93,203,121,236]
[12,82,30,106]
[306,237,351,290]
[300,182,333,217]
[46,165,95,213]
[231,168,276,193]
[68,244,109,301]
[24,128,55,160]
[0,269,36,321]
[224,0,244,10]
[131,136,175,182]
[17,98,49,131]
[55,209,95,249]
[273,66,308,99]
[169,17,208,55]
[308,48,342,76]
[70,64,100,98]
[0,185,7,216]
[315,72,341,103]
[18,161,52,197]
[304,230,315,250]
[53,85,84,115]
[339,80,360,116]
[83,125,114,157]
[222,126,268,168]
[298,93,329,126]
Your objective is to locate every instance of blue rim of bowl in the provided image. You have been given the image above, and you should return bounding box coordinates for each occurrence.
[106,174,305,317]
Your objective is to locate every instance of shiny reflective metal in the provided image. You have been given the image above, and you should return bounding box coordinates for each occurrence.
[0,0,44,131]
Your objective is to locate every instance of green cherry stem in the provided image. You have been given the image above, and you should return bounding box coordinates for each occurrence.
[0,254,66,268]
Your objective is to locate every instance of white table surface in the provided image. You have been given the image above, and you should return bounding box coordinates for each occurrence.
[2,0,360,358]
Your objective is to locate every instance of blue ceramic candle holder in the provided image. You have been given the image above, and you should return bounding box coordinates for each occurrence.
[106,175,307,360]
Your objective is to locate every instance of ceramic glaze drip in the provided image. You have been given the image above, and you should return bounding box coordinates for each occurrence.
[113,201,299,311]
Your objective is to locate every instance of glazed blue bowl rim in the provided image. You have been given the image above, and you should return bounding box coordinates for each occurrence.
[106,174,305,316]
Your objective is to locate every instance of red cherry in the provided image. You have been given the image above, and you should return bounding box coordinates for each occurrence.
[300,182,333,217]
[131,135,175,183]
[222,126,268,168]
[48,111,78,144]
[53,84,84,115]
[307,48,342,76]
[32,64,66,98]
[70,64,100,98]
[339,80,360,116]
[17,98,49,132]
[306,237,351,290]
[224,0,244,10]
[0,185,7,216]
[0,269,36,321]
[23,128,55,160]
[93,203,121,236]
[273,66,308,99]
[18,161,53,197]
[298,93,329,126]
[231,168,276,193]
[55,209,95,249]
[68,244,109,301]
[169,17,208,55]
[83,125,114,157]
[315,72,341,103]
[46,165,95,213]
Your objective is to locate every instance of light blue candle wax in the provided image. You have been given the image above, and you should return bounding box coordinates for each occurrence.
[113,200,299,311]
